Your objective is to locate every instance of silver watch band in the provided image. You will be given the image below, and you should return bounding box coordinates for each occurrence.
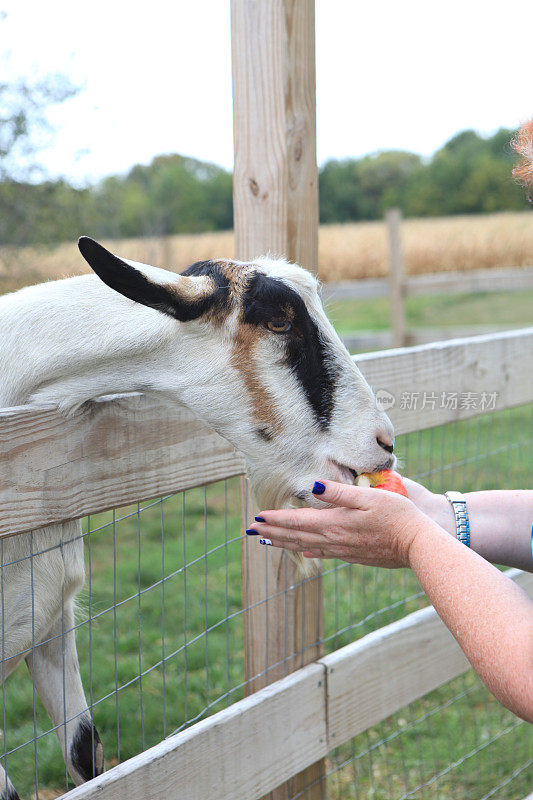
[444,491,471,547]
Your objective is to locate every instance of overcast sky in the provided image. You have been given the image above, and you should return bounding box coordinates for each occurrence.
[2,0,532,185]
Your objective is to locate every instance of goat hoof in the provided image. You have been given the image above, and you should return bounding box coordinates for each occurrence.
[70,717,104,783]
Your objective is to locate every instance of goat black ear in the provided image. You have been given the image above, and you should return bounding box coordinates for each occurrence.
[78,237,218,322]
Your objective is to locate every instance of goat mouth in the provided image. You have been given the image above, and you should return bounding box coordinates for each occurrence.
[330,461,359,485]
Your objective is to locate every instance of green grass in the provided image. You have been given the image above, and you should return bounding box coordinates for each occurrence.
[327,672,531,800]
[325,290,533,335]
[323,407,533,799]
[3,405,532,799]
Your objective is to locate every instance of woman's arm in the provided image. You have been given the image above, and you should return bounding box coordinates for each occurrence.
[406,510,533,722]
[404,481,533,572]
[249,482,533,722]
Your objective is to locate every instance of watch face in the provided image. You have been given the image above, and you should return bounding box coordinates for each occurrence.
[445,491,466,504]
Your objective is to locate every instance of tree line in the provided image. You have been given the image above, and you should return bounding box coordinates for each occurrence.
[1,127,529,247]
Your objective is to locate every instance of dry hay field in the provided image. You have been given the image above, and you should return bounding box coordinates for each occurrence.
[1,211,533,291]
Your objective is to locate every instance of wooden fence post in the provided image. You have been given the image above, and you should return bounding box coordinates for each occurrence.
[231,1,325,798]
[386,208,407,347]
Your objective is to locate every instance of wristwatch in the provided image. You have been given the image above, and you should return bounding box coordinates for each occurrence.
[444,491,471,547]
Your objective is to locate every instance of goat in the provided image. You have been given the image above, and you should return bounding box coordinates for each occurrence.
[0,238,395,797]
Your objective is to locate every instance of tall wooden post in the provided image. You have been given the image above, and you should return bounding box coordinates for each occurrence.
[386,207,407,348]
[231,1,325,798]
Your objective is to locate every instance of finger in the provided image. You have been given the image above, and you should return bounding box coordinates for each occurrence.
[252,524,331,551]
[261,537,317,554]
[255,483,366,526]
[256,527,356,561]
[253,506,339,534]
[251,523,359,558]
[309,480,373,509]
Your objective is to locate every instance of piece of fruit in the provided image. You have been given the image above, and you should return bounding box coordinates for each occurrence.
[355,469,408,497]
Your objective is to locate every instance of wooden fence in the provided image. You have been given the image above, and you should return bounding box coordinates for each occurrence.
[57,576,532,800]
[1,326,532,799]
[322,208,533,351]
[322,264,533,305]
[323,263,533,351]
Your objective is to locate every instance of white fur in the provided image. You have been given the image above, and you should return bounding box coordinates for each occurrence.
[0,249,394,792]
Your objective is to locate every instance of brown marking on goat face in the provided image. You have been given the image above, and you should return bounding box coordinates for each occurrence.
[217,260,253,294]
[177,266,235,326]
[197,261,254,326]
[231,322,282,437]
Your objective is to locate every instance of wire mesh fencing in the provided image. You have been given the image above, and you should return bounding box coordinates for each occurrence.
[1,403,532,799]
[320,402,533,800]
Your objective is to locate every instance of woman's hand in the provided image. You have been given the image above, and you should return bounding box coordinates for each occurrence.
[250,479,533,721]
[250,480,431,568]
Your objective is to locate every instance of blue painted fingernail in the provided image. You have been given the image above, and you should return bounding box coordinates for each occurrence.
[255,516,266,522]
[246,528,259,535]
[312,481,326,495]
[260,538,272,546]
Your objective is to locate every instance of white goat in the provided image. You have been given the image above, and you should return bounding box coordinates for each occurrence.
[0,238,394,798]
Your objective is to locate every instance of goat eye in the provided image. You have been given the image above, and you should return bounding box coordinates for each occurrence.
[267,320,292,333]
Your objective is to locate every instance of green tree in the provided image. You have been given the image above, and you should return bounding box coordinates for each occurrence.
[319,128,529,223]
[319,159,364,222]
[0,40,79,248]
[319,151,422,222]
[1,122,530,249]
[356,151,422,218]
[402,129,525,216]
[93,153,233,238]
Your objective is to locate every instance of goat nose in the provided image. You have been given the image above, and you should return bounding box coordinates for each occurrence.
[377,436,394,454]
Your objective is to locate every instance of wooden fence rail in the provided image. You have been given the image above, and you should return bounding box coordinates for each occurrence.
[321,264,533,304]
[340,324,529,353]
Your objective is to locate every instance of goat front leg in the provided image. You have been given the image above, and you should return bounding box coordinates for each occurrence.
[25,601,104,786]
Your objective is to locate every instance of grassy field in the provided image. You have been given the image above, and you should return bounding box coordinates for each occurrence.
[1,211,533,291]
[325,290,533,336]
[3,405,532,799]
